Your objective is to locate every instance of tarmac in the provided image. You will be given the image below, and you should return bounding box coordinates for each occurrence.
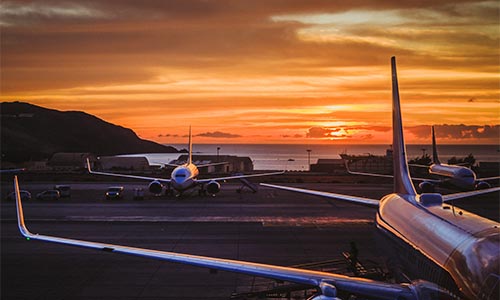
[1,180,498,300]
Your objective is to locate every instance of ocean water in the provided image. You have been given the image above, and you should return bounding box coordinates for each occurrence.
[127,144,500,171]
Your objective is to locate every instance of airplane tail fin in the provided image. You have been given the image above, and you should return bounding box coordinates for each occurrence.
[188,126,193,165]
[391,57,417,196]
[431,126,441,164]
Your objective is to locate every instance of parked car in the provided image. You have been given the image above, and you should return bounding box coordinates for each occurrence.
[106,186,124,200]
[6,190,32,201]
[54,185,71,197]
[36,190,60,200]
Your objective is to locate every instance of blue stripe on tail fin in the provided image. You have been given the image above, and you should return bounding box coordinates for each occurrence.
[391,57,417,196]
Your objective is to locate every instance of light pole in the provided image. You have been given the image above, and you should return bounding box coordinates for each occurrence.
[306,149,312,171]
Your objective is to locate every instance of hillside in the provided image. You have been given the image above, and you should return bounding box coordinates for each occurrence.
[1,102,178,162]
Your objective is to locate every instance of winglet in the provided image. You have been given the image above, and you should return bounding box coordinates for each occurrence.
[86,158,93,173]
[14,175,31,238]
[391,57,416,196]
[344,160,352,174]
[431,126,441,164]
[188,126,193,165]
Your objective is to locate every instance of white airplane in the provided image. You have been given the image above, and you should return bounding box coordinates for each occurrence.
[344,126,500,193]
[410,126,499,192]
[14,57,500,299]
[86,128,284,196]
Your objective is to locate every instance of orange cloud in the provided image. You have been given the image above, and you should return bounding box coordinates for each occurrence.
[1,0,498,144]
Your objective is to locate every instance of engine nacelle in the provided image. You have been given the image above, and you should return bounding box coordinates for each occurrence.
[206,181,221,195]
[418,181,435,193]
[307,282,339,300]
[148,180,163,195]
[475,181,491,190]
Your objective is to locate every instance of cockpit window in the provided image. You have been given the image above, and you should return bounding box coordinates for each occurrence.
[175,174,186,178]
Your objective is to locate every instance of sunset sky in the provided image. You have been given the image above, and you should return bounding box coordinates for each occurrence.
[1,0,499,144]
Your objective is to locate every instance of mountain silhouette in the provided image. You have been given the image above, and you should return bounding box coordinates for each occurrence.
[1,102,178,162]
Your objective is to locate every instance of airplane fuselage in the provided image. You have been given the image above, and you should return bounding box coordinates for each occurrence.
[376,193,500,299]
[170,164,199,192]
[429,164,476,190]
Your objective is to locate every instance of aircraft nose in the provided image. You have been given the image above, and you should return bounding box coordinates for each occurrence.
[172,168,190,185]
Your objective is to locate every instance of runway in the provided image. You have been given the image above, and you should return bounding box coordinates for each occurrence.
[1,181,498,299]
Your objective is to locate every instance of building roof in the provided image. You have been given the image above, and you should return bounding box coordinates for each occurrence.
[49,153,93,166]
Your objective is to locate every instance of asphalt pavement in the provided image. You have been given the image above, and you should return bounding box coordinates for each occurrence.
[1,181,498,299]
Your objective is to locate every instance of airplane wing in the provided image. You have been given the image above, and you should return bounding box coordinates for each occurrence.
[345,163,440,183]
[150,161,182,168]
[0,168,26,173]
[477,175,500,182]
[442,186,500,202]
[152,161,228,168]
[346,169,394,179]
[195,161,229,168]
[260,183,379,207]
[12,175,427,300]
[196,171,285,183]
[87,159,171,183]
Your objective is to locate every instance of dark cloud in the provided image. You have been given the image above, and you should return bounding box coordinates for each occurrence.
[2,0,496,93]
[0,0,497,144]
[281,133,303,138]
[358,134,374,140]
[408,124,500,140]
[0,2,110,25]
[306,127,331,138]
[345,125,390,132]
[158,133,179,138]
[196,131,241,138]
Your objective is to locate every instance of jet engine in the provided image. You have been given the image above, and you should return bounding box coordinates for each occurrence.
[475,181,491,190]
[148,180,163,195]
[307,282,339,300]
[418,181,435,193]
[206,181,221,195]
